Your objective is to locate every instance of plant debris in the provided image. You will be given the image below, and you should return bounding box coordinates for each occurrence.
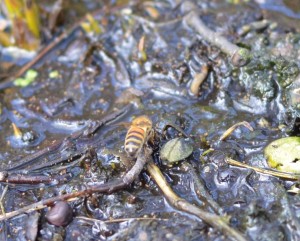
[1,0,300,240]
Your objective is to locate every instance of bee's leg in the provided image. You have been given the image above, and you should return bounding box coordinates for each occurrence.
[161,123,189,138]
[147,129,155,146]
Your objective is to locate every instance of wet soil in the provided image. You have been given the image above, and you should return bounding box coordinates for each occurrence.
[1,0,300,240]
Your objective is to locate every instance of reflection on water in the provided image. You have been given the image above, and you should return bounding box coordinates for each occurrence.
[255,0,300,18]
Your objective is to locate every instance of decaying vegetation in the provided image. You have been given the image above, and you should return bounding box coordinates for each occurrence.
[1,0,300,240]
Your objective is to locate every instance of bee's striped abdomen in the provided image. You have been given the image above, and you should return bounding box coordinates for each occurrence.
[124,115,152,158]
[125,127,145,157]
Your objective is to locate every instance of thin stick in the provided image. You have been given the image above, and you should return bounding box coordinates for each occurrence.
[184,6,251,67]
[0,27,82,89]
[162,123,189,138]
[0,185,8,215]
[147,162,247,241]
[226,158,300,181]
[239,19,271,36]
[219,121,253,142]
[131,14,183,29]
[2,105,130,174]
[189,65,209,96]
[0,174,56,184]
[0,147,151,221]
[0,4,127,89]
[183,162,223,215]
[76,216,168,224]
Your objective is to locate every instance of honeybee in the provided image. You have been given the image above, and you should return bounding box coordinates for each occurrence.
[124,115,153,158]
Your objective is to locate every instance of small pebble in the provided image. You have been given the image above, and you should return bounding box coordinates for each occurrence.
[46,201,73,226]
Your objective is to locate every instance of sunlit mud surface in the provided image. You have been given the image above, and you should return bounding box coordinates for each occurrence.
[1,0,300,240]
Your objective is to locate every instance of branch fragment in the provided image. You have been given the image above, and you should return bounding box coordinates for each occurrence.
[147,161,247,241]
[184,8,251,67]
[0,146,150,221]
[226,157,300,180]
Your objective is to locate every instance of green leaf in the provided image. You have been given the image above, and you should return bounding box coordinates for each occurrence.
[160,138,193,165]
[264,137,300,173]
[14,69,38,87]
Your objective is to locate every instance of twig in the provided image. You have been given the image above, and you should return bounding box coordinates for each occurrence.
[162,123,189,138]
[239,19,272,36]
[0,3,130,89]
[183,4,251,67]
[219,121,253,142]
[76,216,168,224]
[0,185,8,215]
[226,158,300,181]
[0,147,151,221]
[189,65,209,96]
[0,27,83,90]
[131,14,183,29]
[0,173,67,185]
[1,105,130,174]
[147,161,247,241]
[183,162,223,215]
[0,169,73,185]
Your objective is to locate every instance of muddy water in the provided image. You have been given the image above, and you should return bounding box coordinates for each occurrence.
[1,0,300,240]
